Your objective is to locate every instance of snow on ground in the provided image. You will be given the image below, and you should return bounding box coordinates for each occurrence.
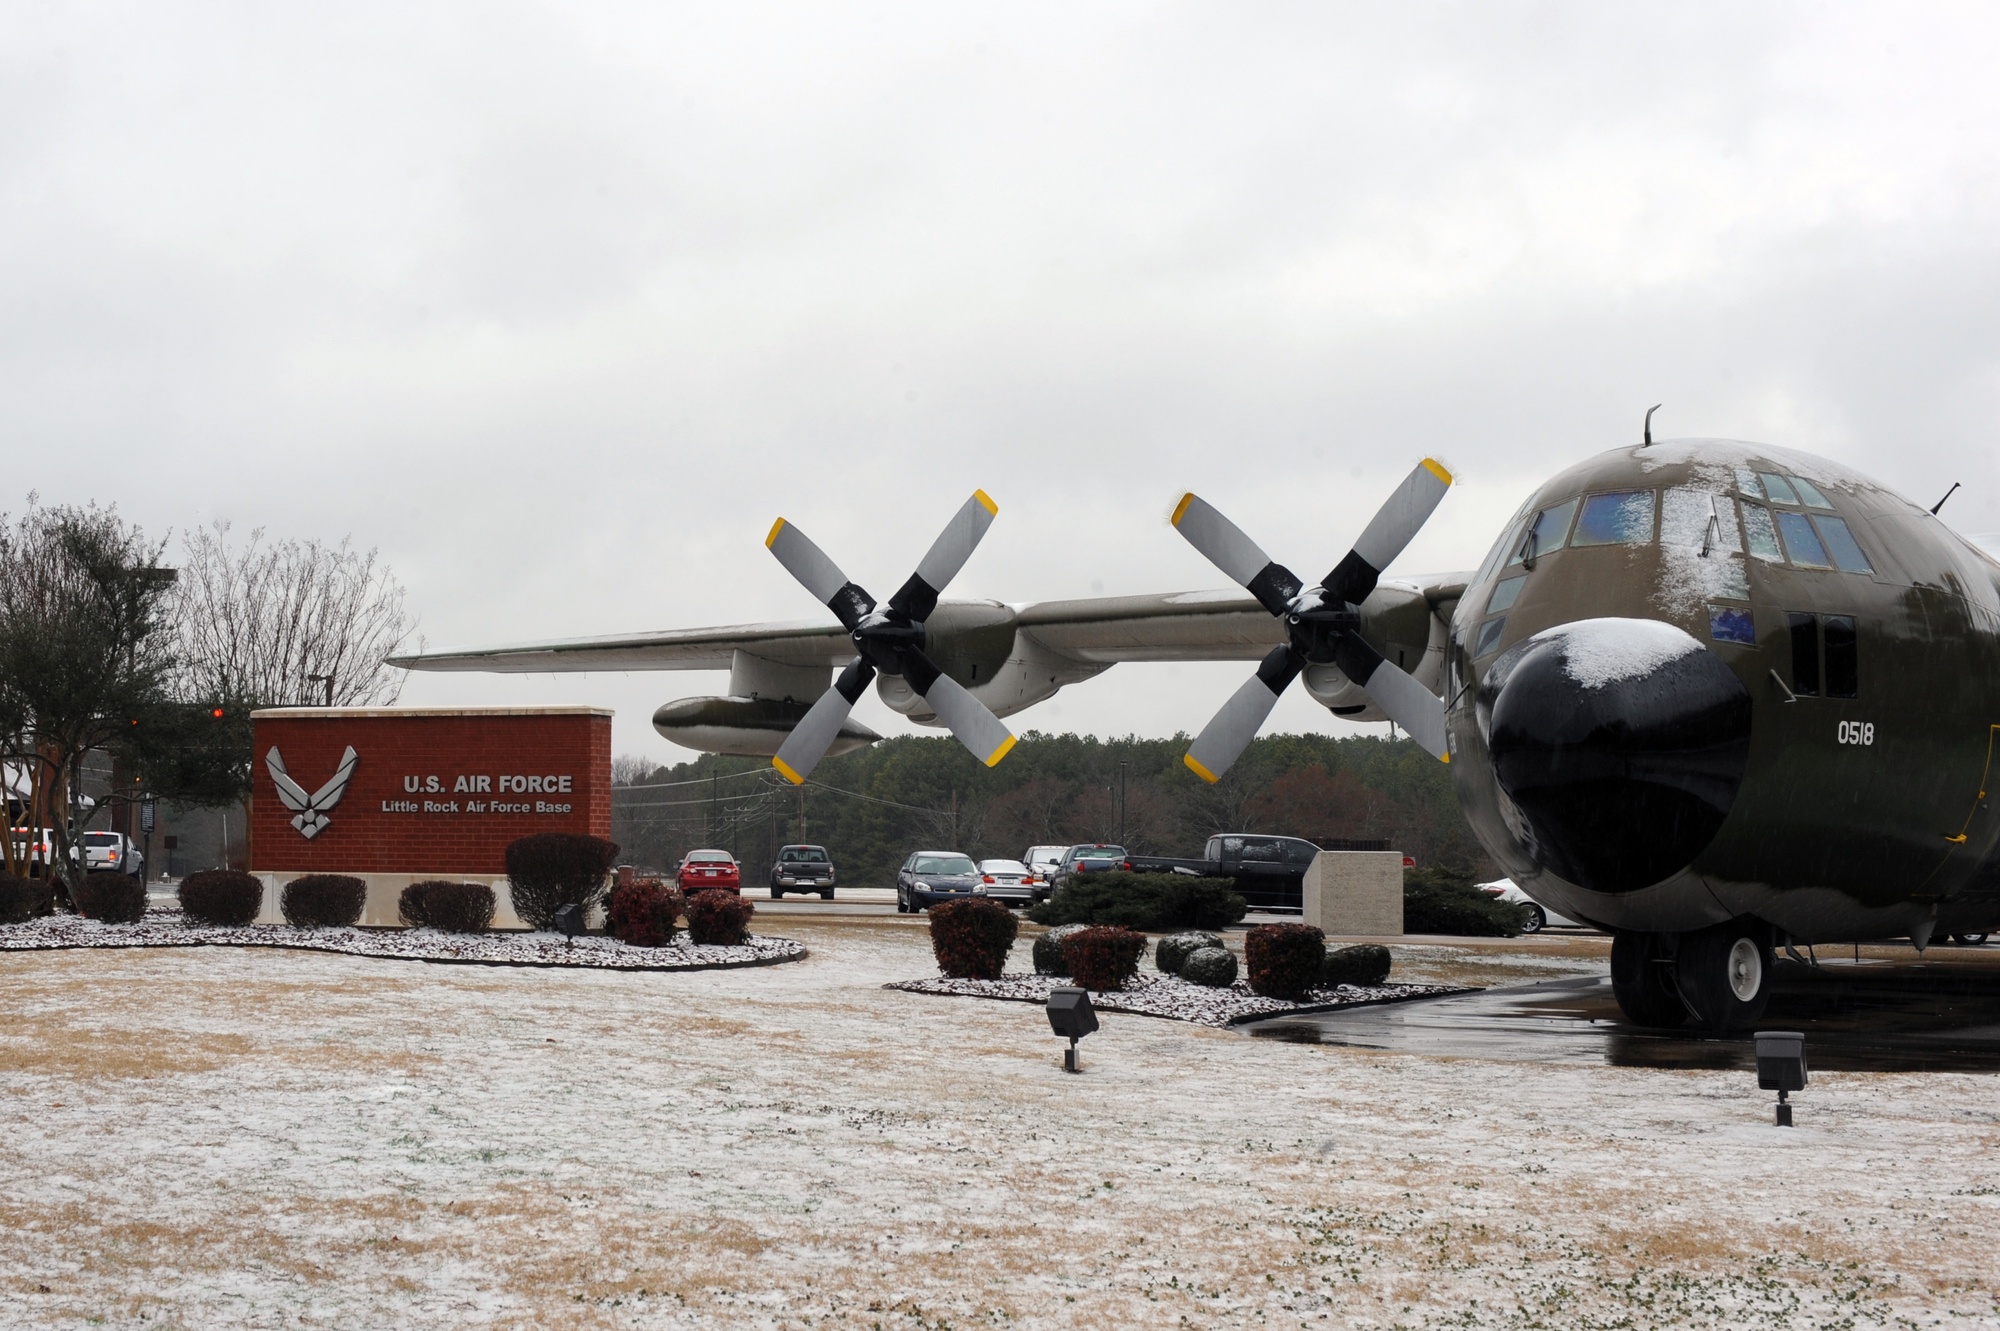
[2,918,1998,1328]
[888,971,1470,1027]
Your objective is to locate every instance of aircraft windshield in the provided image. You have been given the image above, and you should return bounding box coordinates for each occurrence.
[1508,499,1578,565]
[1569,491,1656,547]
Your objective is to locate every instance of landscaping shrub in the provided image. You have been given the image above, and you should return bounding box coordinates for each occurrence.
[1032,923,1087,975]
[1404,867,1525,937]
[72,872,148,923]
[0,872,55,924]
[505,833,619,931]
[1246,923,1326,1000]
[1062,925,1146,991]
[1321,943,1392,988]
[281,874,366,928]
[408,881,495,933]
[179,870,261,926]
[928,898,1019,980]
[1181,945,1239,988]
[1026,873,1247,932]
[608,879,685,948]
[1156,930,1225,976]
[685,889,754,945]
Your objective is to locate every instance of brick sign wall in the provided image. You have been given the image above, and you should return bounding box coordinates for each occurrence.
[249,707,612,876]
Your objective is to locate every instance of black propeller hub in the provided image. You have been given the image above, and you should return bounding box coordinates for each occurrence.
[1286,604,1362,664]
[851,614,926,674]
[1480,618,1753,894]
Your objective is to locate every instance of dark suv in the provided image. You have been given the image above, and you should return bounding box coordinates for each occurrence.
[770,844,835,899]
[896,850,985,913]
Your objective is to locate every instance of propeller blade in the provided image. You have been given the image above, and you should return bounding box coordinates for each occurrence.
[1170,493,1303,617]
[767,518,875,630]
[1322,458,1453,607]
[772,658,878,784]
[1331,634,1449,762]
[886,489,999,622]
[901,647,1016,767]
[1183,645,1303,783]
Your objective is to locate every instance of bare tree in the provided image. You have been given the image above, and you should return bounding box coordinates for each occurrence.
[170,522,418,708]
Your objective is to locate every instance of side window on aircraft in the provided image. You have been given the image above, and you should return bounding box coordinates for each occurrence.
[1811,515,1874,573]
[1507,499,1579,567]
[1741,503,1784,562]
[1775,511,1834,569]
[1709,606,1756,645]
[1486,575,1525,613]
[1474,616,1506,657]
[1788,612,1821,697]
[1824,615,1859,698]
[1569,490,1657,547]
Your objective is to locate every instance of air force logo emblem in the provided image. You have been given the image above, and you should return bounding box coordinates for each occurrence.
[266,745,359,840]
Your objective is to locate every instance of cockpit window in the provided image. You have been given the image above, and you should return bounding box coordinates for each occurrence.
[1775,511,1834,569]
[1741,503,1784,562]
[1812,515,1874,573]
[1474,616,1507,657]
[1568,490,1656,547]
[1758,473,1801,506]
[1736,469,1764,500]
[1506,498,1578,566]
[1790,477,1835,509]
[1486,575,1525,613]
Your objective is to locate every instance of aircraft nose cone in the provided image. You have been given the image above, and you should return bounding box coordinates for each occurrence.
[1484,617,1752,894]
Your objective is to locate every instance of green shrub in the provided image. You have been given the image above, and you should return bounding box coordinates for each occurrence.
[179,870,261,926]
[1404,867,1525,937]
[407,881,495,934]
[281,874,366,928]
[685,889,754,945]
[1032,923,1087,975]
[1027,873,1246,932]
[1321,943,1392,987]
[504,833,620,931]
[1181,946,1239,988]
[608,880,685,947]
[0,872,55,924]
[1063,926,1147,991]
[929,898,1019,980]
[1246,923,1325,1000]
[73,872,147,923]
[1156,930,1225,975]
[397,882,431,929]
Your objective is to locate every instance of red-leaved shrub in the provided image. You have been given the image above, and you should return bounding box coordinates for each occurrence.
[1062,925,1146,991]
[685,889,754,945]
[1246,923,1325,1000]
[73,872,147,924]
[281,874,367,928]
[179,870,261,926]
[609,879,686,947]
[928,897,1019,979]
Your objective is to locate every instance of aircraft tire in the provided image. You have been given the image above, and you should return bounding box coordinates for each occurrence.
[1610,931,1687,1027]
[1674,922,1773,1031]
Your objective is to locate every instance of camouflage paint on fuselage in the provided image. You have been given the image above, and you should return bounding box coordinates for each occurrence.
[1445,437,2000,945]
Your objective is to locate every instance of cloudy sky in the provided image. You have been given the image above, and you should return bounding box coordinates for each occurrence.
[12,3,2000,762]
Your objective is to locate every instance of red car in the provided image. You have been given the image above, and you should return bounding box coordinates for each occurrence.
[675,849,742,895]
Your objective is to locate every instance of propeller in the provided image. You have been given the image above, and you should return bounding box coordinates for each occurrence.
[1171,458,1454,782]
[765,490,1016,784]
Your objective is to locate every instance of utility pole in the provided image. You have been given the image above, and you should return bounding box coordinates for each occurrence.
[950,787,958,848]
[1119,762,1128,846]
[307,672,335,706]
[797,783,807,844]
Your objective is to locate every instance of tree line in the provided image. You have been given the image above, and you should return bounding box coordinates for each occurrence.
[611,729,1492,887]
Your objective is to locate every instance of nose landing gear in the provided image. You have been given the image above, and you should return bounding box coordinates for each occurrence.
[1610,921,1775,1031]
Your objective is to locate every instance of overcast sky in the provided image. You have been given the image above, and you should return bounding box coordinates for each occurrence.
[12,3,2000,762]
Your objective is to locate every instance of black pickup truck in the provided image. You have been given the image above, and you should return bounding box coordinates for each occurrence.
[1127,835,1392,913]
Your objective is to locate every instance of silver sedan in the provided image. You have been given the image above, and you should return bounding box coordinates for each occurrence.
[1479,880,1588,932]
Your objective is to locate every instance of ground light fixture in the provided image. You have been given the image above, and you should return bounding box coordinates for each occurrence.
[1046,987,1099,1073]
[1756,1030,1807,1126]
[553,903,585,949]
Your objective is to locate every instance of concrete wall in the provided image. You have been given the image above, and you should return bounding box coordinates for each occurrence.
[1302,850,1404,936]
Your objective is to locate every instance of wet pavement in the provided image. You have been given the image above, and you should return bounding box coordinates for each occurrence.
[1245,952,2000,1072]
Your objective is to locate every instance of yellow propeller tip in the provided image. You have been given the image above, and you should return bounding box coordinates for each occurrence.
[985,734,1017,767]
[1183,752,1220,784]
[771,756,804,784]
[1438,752,1450,765]
[973,489,998,516]
[764,518,787,549]
[1170,492,1196,526]
[1422,458,1453,486]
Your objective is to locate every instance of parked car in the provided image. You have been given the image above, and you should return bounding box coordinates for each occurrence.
[8,827,72,875]
[1478,880,1585,932]
[83,831,144,880]
[770,844,835,899]
[976,858,1038,908]
[896,851,985,912]
[1023,845,1069,893]
[675,849,742,895]
[1050,844,1128,891]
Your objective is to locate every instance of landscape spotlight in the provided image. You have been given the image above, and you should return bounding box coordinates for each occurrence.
[553,903,585,949]
[1755,1030,1807,1126]
[1045,986,1099,1073]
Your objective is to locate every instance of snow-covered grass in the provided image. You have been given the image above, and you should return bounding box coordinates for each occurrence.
[0,907,804,971]
[888,971,1470,1027]
[1,918,1996,1328]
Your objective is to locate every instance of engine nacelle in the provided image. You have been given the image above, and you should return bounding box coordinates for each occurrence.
[1300,581,1448,721]
[652,696,881,758]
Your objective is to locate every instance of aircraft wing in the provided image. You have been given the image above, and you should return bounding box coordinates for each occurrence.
[387,619,853,673]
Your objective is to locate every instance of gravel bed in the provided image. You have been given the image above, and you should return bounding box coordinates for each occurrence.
[885,970,1471,1027]
[0,908,805,972]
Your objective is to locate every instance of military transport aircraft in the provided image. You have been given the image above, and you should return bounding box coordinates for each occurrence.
[393,435,2000,1033]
